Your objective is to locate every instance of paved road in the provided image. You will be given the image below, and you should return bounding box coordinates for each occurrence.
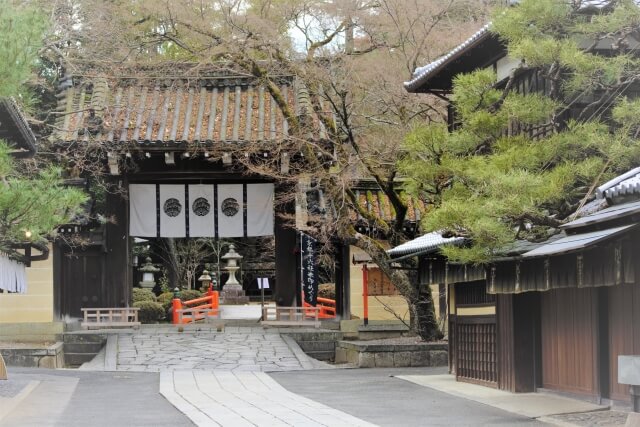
[1,368,193,427]
[271,367,550,427]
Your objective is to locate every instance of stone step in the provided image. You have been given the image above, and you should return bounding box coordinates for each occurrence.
[295,340,336,352]
[63,342,104,354]
[282,331,343,342]
[64,352,97,367]
[305,350,335,361]
[61,333,108,344]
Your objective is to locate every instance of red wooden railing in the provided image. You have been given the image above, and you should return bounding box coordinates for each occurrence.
[172,289,220,324]
[303,297,336,319]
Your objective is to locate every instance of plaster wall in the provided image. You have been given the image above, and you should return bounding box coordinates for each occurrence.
[349,246,409,321]
[0,245,54,323]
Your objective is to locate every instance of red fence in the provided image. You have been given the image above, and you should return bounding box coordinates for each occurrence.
[172,289,220,324]
[303,297,336,319]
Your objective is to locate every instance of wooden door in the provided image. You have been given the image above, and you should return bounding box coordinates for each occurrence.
[541,288,597,396]
[454,281,498,387]
[59,248,106,318]
[608,284,640,401]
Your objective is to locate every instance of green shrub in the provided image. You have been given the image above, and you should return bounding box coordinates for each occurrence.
[133,301,165,323]
[157,291,176,313]
[179,289,202,302]
[132,288,156,303]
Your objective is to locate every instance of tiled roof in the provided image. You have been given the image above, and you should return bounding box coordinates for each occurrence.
[0,97,37,157]
[405,0,640,93]
[404,24,493,92]
[597,167,640,200]
[387,231,465,258]
[522,224,634,258]
[350,187,425,223]
[52,70,301,144]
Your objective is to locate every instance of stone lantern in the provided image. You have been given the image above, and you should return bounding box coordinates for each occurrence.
[219,244,249,304]
[138,257,160,289]
[198,270,212,292]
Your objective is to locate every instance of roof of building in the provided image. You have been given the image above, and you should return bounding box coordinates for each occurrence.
[349,184,425,223]
[51,66,310,145]
[597,166,640,200]
[405,0,640,93]
[0,98,37,157]
[521,224,635,258]
[404,23,491,92]
[561,199,640,230]
[387,231,465,259]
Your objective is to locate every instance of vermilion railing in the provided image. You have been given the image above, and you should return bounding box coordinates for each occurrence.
[172,289,220,324]
[303,296,336,319]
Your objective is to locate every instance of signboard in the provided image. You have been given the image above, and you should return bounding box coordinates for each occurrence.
[300,232,318,306]
[257,278,270,289]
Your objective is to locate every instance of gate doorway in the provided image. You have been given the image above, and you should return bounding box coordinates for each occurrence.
[450,281,498,387]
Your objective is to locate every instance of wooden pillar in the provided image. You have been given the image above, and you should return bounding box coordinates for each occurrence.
[274,192,297,307]
[105,187,130,307]
[334,242,350,320]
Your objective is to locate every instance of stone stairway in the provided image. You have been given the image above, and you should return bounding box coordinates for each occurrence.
[61,333,106,368]
[282,330,343,362]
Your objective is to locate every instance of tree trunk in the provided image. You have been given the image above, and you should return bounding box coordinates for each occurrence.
[350,234,441,341]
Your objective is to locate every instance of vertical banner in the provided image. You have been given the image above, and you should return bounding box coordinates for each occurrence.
[217,184,244,237]
[300,232,318,306]
[129,184,157,237]
[246,183,274,236]
[188,184,215,237]
[159,184,186,237]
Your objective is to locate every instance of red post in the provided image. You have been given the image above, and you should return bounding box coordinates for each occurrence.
[172,298,182,324]
[362,264,369,326]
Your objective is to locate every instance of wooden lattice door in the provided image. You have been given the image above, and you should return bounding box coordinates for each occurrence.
[455,317,498,386]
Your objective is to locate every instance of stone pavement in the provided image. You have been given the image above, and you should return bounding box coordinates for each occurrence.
[115,327,314,372]
[161,370,376,427]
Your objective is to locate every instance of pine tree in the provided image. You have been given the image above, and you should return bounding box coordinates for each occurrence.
[0,1,86,260]
[401,0,640,263]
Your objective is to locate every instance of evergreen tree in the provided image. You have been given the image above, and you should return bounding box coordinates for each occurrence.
[0,1,86,260]
[400,0,640,264]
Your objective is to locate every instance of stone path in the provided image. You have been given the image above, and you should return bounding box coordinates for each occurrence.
[160,369,376,427]
[116,328,310,372]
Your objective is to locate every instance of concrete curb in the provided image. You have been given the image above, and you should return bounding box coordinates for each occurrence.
[104,335,118,371]
[280,335,315,370]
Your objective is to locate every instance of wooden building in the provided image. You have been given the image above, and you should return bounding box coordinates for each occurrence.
[49,66,326,318]
[396,5,640,404]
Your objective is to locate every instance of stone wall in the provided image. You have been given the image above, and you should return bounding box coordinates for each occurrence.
[0,343,64,368]
[335,340,448,368]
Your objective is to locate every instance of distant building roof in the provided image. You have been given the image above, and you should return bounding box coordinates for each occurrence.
[562,199,640,230]
[597,167,640,200]
[387,231,465,259]
[521,224,635,258]
[404,24,498,93]
[405,0,640,93]
[0,98,36,157]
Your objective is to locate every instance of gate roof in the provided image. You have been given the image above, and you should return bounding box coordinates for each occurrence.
[51,65,307,145]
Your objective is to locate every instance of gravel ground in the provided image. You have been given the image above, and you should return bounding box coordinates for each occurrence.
[548,410,629,426]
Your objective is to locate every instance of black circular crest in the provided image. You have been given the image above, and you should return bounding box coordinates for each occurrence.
[163,198,182,217]
[221,198,240,217]
[192,197,211,216]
